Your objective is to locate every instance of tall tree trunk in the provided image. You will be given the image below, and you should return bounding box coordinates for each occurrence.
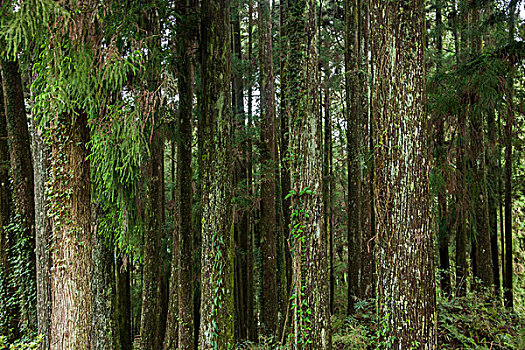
[345,0,362,315]
[456,108,468,297]
[91,205,120,350]
[371,0,437,347]
[139,8,164,349]
[0,59,37,333]
[487,109,500,295]
[434,0,452,297]
[288,1,330,348]
[258,0,278,337]
[359,0,374,301]
[503,0,516,310]
[48,111,92,350]
[279,0,293,340]
[140,128,164,350]
[199,0,234,347]
[0,75,17,341]
[175,0,196,346]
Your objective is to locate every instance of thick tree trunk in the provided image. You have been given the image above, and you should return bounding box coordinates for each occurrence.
[199,0,234,347]
[48,111,92,350]
[288,1,330,348]
[371,0,437,348]
[487,110,500,295]
[258,0,278,337]
[345,0,362,315]
[0,59,37,333]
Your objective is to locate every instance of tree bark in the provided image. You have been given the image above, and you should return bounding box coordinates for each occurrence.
[48,111,92,350]
[199,0,234,347]
[345,0,362,315]
[116,253,132,350]
[371,0,437,347]
[0,59,37,333]
[258,0,278,337]
[288,0,330,348]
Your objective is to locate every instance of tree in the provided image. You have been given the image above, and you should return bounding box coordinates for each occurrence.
[287,0,331,348]
[258,0,278,337]
[345,0,361,315]
[0,58,37,333]
[371,0,437,347]
[199,0,234,347]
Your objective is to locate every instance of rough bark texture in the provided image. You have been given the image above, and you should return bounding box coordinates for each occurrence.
[0,59,37,333]
[279,0,293,337]
[258,0,278,337]
[31,106,51,349]
[455,108,468,297]
[288,0,330,348]
[199,0,234,347]
[49,112,92,350]
[345,0,362,315]
[139,7,164,349]
[370,0,437,348]
[140,128,164,350]
[175,1,196,346]
[91,205,119,350]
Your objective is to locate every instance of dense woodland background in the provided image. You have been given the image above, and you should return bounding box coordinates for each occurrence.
[0,0,524,349]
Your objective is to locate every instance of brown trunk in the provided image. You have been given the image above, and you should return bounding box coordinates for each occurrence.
[0,59,37,333]
[371,0,437,347]
[288,1,330,348]
[345,0,362,315]
[0,74,17,341]
[117,253,132,350]
[49,111,92,350]
[258,0,278,337]
[199,0,234,347]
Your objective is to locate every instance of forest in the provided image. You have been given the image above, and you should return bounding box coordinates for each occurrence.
[0,0,524,349]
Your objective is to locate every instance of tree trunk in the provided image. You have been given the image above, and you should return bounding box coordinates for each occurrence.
[48,111,92,350]
[199,0,234,347]
[117,253,132,350]
[0,59,37,333]
[345,0,362,315]
[288,1,330,348]
[258,0,278,337]
[91,205,120,350]
[0,74,17,341]
[487,109,500,295]
[371,0,437,347]
[175,1,196,346]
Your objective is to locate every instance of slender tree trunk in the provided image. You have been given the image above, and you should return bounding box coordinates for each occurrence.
[371,0,437,347]
[258,0,278,337]
[177,0,197,345]
[139,8,165,349]
[359,0,374,301]
[345,0,362,315]
[279,0,293,339]
[117,252,132,350]
[0,76,17,341]
[48,111,92,350]
[288,1,330,348]
[0,59,37,333]
[503,0,516,310]
[199,0,234,347]
[434,0,452,297]
[91,205,120,350]
[487,109,500,295]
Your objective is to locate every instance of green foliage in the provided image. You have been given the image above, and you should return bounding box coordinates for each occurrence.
[0,334,43,350]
